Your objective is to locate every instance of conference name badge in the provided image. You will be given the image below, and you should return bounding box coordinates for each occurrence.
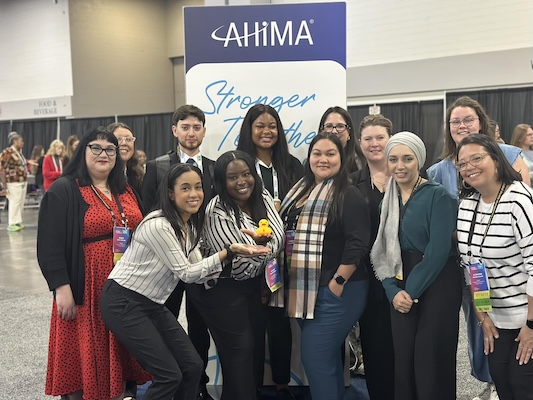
[469,262,492,312]
[113,226,131,265]
[265,258,282,293]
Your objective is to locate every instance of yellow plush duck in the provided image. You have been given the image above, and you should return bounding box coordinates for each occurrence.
[256,219,272,235]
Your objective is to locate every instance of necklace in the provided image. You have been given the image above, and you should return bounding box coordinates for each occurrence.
[94,185,110,194]
[371,174,390,191]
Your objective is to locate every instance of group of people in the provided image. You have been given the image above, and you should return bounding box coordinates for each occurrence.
[33,98,532,400]
[1,127,149,232]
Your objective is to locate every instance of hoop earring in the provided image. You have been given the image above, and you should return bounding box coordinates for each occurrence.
[462,180,472,190]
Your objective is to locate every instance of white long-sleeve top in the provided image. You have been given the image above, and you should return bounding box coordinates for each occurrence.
[457,181,533,329]
[109,210,223,304]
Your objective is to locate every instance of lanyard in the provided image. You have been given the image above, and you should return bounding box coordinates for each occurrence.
[466,183,507,260]
[256,162,280,201]
[90,185,128,228]
[398,176,422,222]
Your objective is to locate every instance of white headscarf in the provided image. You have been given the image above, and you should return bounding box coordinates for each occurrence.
[370,131,426,280]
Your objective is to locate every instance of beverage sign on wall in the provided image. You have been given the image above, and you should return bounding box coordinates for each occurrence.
[184,2,347,162]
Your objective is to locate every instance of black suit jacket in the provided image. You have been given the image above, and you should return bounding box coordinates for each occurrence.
[141,151,216,212]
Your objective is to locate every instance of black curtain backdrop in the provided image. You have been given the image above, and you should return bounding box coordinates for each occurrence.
[2,86,531,167]
[0,113,174,162]
[446,87,533,144]
[349,100,444,170]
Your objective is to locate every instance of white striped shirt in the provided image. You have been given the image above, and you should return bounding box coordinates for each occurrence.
[203,189,284,280]
[109,211,223,304]
[457,181,533,329]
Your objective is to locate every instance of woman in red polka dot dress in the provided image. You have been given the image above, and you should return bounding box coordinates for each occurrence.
[37,127,151,400]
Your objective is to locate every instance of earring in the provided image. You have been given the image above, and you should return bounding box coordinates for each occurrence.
[462,180,472,190]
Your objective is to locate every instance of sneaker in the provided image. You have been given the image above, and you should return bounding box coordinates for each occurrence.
[16,223,24,229]
[472,383,492,400]
[7,224,21,232]
[490,384,499,400]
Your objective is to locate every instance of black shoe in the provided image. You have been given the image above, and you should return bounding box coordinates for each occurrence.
[276,387,296,400]
[198,388,214,400]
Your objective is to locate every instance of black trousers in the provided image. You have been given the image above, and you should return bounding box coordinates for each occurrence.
[100,280,203,400]
[252,304,293,388]
[165,280,211,389]
[187,277,261,400]
[488,328,533,400]
[359,275,395,400]
[391,254,462,400]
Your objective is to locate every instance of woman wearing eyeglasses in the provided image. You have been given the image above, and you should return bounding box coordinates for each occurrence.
[108,122,145,195]
[456,134,533,400]
[427,96,530,399]
[318,106,365,174]
[37,127,150,400]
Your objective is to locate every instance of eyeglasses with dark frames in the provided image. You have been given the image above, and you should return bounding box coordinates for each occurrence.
[87,144,118,156]
[455,153,490,171]
[323,123,349,133]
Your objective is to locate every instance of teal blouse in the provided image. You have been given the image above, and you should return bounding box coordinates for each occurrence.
[381,180,458,302]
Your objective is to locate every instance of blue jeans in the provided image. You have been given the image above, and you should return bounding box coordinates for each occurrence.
[463,284,492,382]
[299,280,368,400]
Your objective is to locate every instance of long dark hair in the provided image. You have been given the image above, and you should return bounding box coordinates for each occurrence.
[236,104,299,199]
[62,127,126,193]
[154,163,204,248]
[318,106,364,174]
[457,134,521,199]
[213,150,266,227]
[296,133,349,226]
[107,122,145,192]
[441,96,493,160]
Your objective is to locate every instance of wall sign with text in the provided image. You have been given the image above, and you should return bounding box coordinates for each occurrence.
[184,2,346,161]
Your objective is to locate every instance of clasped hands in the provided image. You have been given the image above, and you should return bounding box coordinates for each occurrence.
[392,290,418,314]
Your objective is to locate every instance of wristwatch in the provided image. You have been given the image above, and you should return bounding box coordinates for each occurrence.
[224,243,235,261]
[527,319,533,330]
[333,272,347,285]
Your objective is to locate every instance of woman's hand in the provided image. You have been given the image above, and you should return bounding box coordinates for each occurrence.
[515,325,533,365]
[240,228,272,245]
[328,279,344,298]
[229,243,271,257]
[392,290,414,314]
[55,284,76,321]
[480,315,499,355]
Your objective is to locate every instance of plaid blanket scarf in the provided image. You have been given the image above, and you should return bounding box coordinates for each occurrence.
[279,178,333,319]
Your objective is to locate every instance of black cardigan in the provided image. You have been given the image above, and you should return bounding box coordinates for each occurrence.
[37,176,88,305]
[37,177,143,305]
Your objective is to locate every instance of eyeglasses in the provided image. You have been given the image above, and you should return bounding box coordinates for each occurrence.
[455,153,490,171]
[87,144,118,156]
[449,117,479,128]
[117,137,136,144]
[323,123,349,133]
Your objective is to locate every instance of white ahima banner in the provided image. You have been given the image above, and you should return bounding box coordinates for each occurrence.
[184,2,347,162]
[184,2,347,387]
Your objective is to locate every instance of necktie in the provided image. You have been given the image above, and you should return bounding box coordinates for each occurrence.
[186,158,198,168]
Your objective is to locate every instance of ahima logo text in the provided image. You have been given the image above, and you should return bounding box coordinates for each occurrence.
[211,20,314,48]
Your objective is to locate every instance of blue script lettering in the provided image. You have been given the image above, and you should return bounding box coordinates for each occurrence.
[285,120,316,148]
[204,80,316,115]
[218,116,244,151]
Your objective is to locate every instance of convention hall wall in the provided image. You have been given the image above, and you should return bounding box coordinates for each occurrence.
[1,0,532,160]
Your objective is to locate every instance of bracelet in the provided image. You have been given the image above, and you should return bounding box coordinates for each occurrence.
[477,314,487,326]
[224,243,235,261]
